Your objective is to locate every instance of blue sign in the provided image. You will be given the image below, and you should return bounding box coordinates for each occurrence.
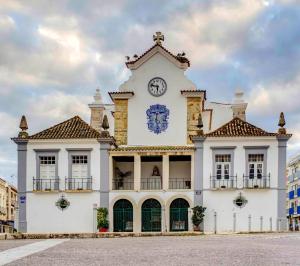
[20,195,26,204]
[146,104,169,134]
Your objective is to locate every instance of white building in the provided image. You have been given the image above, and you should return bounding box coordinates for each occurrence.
[13,33,291,234]
[286,155,300,230]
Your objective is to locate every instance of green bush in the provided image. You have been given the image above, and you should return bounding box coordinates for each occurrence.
[191,206,206,227]
[97,207,109,229]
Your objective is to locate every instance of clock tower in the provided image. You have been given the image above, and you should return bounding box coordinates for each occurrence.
[110,32,201,146]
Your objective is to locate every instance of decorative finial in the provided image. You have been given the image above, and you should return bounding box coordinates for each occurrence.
[101,114,110,137]
[197,113,204,136]
[153,32,164,45]
[18,115,29,138]
[278,112,286,134]
[94,88,102,104]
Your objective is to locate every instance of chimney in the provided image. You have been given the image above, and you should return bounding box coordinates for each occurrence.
[88,88,105,132]
[231,89,248,121]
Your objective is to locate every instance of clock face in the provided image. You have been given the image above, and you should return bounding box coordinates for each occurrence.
[148,77,167,97]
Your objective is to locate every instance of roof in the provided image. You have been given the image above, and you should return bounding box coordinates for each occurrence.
[29,116,102,139]
[205,117,277,137]
[125,44,190,69]
[181,90,207,100]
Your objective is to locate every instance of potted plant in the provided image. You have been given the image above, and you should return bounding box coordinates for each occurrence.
[97,207,109,232]
[192,205,206,231]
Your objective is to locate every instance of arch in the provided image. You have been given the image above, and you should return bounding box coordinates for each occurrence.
[141,198,162,232]
[138,195,164,210]
[169,198,190,232]
[166,194,192,210]
[113,199,133,232]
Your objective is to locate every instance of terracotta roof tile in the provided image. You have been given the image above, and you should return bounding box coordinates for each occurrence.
[205,117,277,137]
[29,116,102,139]
[126,44,190,67]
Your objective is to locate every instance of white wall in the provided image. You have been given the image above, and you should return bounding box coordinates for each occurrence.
[202,137,279,232]
[169,161,191,180]
[120,53,196,146]
[26,139,101,233]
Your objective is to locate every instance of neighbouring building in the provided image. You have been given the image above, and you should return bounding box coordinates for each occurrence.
[12,32,291,234]
[0,177,18,232]
[287,155,300,230]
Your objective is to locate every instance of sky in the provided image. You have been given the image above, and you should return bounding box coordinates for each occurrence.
[0,0,300,184]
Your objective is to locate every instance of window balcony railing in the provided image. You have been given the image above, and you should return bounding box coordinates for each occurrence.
[169,179,191,189]
[33,178,59,191]
[141,178,162,190]
[289,190,295,200]
[65,177,92,191]
[210,176,237,189]
[243,175,270,189]
[112,179,134,190]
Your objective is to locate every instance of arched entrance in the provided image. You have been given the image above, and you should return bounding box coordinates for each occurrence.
[141,199,161,232]
[170,198,190,231]
[113,199,133,232]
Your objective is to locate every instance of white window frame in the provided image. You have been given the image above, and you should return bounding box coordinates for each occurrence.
[215,155,231,180]
[248,154,264,179]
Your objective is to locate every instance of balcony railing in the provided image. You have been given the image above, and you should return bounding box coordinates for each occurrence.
[243,175,270,189]
[112,179,134,190]
[65,178,92,191]
[210,176,237,189]
[141,178,162,190]
[169,179,191,189]
[33,178,59,191]
[289,190,295,200]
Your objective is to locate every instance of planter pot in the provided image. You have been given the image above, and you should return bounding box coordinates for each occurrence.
[99,227,108,232]
[193,225,200,231]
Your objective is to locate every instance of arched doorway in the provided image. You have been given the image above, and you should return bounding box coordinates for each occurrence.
[113,199,133,232]
[141,199,161,232]
[170,198,190,231]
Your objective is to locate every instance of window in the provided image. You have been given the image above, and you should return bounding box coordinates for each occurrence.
[215,155,231,179]
[71,155,88,179]
[39,156,56,179]
[248,154,264,179]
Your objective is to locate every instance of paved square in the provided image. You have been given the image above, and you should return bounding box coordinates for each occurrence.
[1,233,300,265]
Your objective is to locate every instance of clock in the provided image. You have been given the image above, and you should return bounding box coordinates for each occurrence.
[148,77,167,97]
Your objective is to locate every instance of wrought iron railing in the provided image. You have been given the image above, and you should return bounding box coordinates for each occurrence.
[169,179,191,189]
[33,178,60,191]
[112,179,134,190]
[141,178,162,190]
[243,174,270,189]
[210,176,237,189]
[65,177,92,191]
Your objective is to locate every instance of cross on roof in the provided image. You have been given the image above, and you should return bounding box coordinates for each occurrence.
[153,32,164,45]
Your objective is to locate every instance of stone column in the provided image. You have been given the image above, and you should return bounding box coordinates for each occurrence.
[191,136,206,231]
[277,135,290,231]
[13,139,28,233]
[162,155,169,190]
[134,155,141,191]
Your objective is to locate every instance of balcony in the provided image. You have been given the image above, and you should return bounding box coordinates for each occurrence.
[65,178,92,191]
[243,175,270,189]
[289,190,295,200]
[169,179,191,189]
[112,179,134,190]
[33,178,59,191]
[210,176,237,189]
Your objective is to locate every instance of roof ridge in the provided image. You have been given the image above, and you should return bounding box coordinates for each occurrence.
[126,43,190,67]
[29,115,102,139]
[205,117,276,137]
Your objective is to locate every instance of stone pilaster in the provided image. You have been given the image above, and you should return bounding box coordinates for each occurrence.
[134,155,141,191]
[187,97,202,144]
[14,139,28,233]
[277,135,291,231]
[162,155,169,190]
[99,138,113,209]
[191,135,206,230]
[114,99,128,145]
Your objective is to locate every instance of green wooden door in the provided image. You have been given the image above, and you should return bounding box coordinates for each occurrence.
[142,199,161,232]
[113,199,133,232]
[170,198,189,231]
